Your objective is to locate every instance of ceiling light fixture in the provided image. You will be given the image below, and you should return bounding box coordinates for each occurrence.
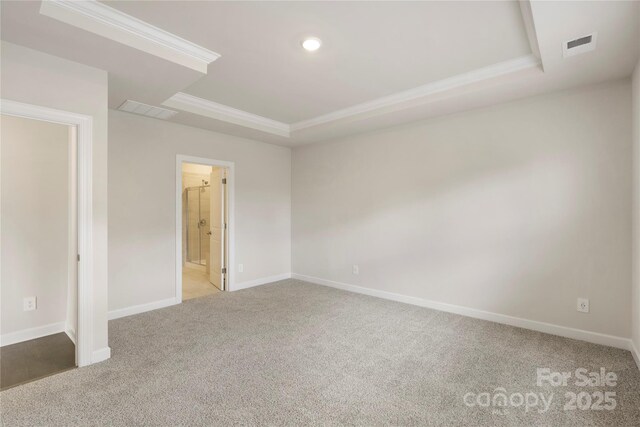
[302,37,322,52]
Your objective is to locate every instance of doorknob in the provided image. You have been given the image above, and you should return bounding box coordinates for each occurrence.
[206,231,212,235]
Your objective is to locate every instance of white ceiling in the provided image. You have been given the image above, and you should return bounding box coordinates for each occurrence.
[0,0,205,109]
[109,1,532,123]
[1,1,638,147]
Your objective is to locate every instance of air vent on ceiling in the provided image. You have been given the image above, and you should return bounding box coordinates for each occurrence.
[118,100,178,120]
[563,32,597,58]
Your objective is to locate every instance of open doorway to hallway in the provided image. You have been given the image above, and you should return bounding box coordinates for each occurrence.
[181,163,228,300]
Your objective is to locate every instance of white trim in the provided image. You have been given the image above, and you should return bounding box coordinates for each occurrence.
[163,55,541,138]
[66,126,78,354]
[163,93,290,137]
[65,327,77,345]
[92,347,111,364]
[39,0,219,74]
[232,273,292,291]
[292,273,633,351]
[631,340,640,370]
[176,155,235,303]
[518,1,543,68]
[0,322,66,347]
[1,99,96,367]
[290,55,541,132]
[103,273,287,321]
[108,297,179,320]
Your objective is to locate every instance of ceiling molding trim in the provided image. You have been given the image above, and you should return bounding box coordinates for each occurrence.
[290,54,541,132]
[39,0,220,74]
[163,92,290,137]
[518,0,543,70]
[163,55,540,137]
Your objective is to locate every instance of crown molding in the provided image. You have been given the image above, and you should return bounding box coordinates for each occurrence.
[290,54,541,132]
[40,0,220,74]
[163,92,290,137]
[162,55,540,138]
[518,0,543,69]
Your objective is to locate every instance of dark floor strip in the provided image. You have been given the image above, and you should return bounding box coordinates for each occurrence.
[0,332,76,391]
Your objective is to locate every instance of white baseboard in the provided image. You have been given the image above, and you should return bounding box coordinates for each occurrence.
[292,273,633,352]
[232,272,292,291]
[107,272,292,323]
[65,326,76,345]
[92,347,111,363]
[631,340,640,370]
[108,297,179,320]
[0,321,66,347]
[106,274,291,323]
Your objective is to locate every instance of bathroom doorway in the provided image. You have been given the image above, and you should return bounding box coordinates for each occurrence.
[181,162,229,300]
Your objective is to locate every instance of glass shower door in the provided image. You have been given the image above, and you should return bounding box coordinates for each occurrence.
[185,185,210,266]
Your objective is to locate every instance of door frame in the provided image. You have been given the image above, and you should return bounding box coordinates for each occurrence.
[208,167,226,290]
[176,155,235,302]
[0,99,94,367]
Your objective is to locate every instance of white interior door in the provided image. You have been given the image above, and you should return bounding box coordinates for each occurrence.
[209,168,225,290]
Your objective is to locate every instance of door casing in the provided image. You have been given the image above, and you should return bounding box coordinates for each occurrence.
[209,167,226,290]
[0,99,95,367]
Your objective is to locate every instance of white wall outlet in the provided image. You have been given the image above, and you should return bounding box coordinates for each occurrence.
[352,265,359,275]
[23,296,37,311]
[577,298,589,313]
[238,263,244,273]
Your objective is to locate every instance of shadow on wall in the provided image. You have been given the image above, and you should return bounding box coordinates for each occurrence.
[292,82,631,337]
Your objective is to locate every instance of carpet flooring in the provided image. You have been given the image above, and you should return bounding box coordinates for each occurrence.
[1,279,639,426]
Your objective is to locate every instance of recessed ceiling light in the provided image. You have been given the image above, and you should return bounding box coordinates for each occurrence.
[302,37,322,52]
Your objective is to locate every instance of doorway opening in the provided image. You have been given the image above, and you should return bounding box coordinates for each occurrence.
[0,114,77,390]
[181,162,229,300]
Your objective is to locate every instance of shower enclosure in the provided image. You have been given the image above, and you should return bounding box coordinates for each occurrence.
[184,184,210,266]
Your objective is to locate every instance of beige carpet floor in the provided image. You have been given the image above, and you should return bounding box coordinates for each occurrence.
[1,279,638,426]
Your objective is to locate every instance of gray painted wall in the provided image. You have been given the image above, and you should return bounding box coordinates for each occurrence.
[1,116,70,335]
[293,79,632,339]
[1,41,109,353]
[108,110,291,311]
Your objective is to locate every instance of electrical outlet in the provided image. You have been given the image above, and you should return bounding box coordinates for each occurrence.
[23,296,37,311]
[352,265,359,275]
[577,298,589,313]
[238,264,244,273]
